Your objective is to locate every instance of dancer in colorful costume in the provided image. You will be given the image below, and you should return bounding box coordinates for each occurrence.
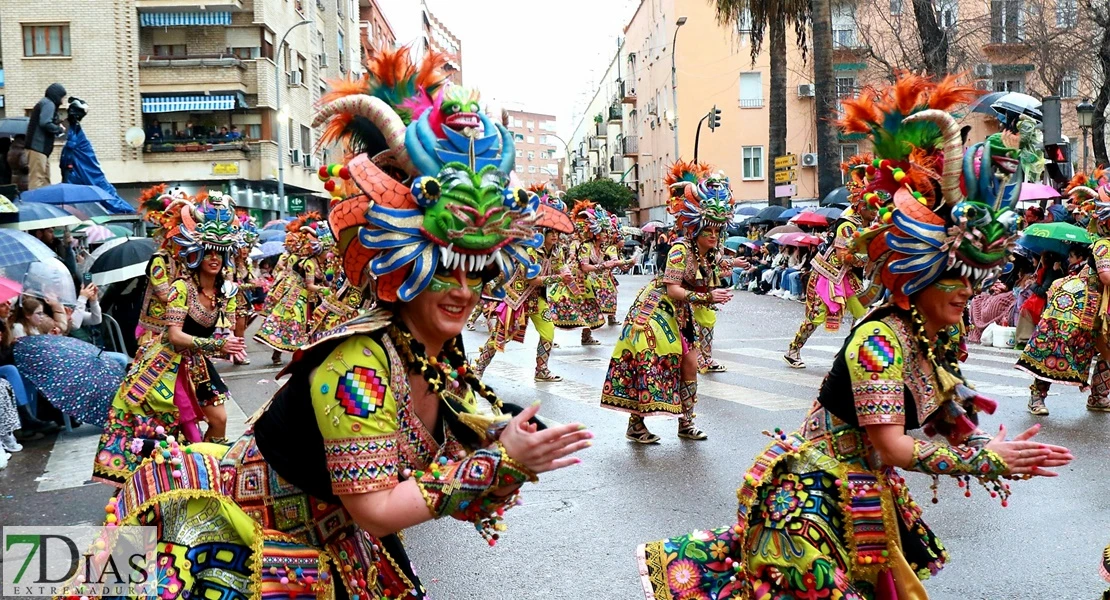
[92,195,246,485]
[65,46,591,600]
[596,209,632,326]
[636,74,1072,600]
[600,161,739,443]
[135,185,188,352]
[1016,170,1110,414]
[253,212,328,365]
[549,200,609,345]
[783,156,877,369]
[231,213,261,364]
[472,190,575,381]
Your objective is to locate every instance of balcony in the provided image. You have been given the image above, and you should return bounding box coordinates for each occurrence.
[594,166,608,180]
[610,155,623,172]
[608,105,622,122]
[594,121,607,138]
[139,55,253,94]
[622,136,639,157]
[143,137,250,156]
[738,98,764,109]
[619,79,636,104]
[588,137,601,151]
[136,3,242,19]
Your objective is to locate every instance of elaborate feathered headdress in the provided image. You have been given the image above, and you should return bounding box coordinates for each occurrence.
[527,184,573,233]
[171,194,240,269]
[664,160,733,237]
[1067,169,1110,236]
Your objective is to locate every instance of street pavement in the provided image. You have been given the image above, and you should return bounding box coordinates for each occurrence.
[1,273,1108,599]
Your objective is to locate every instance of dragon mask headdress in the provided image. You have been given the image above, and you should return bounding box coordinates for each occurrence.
[845,73,1021,309]
[317,46,544,303]
[284,212,327,258]
[664,160,734,238]
[171,193,241,269]
[1066,169,1110,237]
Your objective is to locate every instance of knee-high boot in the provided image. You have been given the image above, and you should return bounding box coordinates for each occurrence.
[784,320,816,368]
[473,337,498,379]
[535,339,562,381]
[698,324,723,372]
[1089,361,1110,411]
[677,380,707,440]
[1028,379,1050,415]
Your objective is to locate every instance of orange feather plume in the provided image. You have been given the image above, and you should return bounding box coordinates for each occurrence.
[891,72,932,115]
[571,200,596,220]
[837,91,882,134]
[927,74,981,111]
[287,211,323,233]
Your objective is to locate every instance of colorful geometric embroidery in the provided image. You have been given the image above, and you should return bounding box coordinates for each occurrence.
[857,334,895,373]
[335,366,386,417]
[323,435,399,494]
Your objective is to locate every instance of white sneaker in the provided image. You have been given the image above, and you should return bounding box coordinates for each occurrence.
[2,433,22,452]
[0,449,8,470]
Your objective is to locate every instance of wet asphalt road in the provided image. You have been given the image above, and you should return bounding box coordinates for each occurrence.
[2,274,1108,599]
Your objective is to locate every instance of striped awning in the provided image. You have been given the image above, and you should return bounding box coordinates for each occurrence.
[141,94,237,113]
[139,11,232,27]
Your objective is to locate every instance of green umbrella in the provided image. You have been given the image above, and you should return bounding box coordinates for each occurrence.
[1022,222,1091,245]
[725,236,751,251]
[107,224,133,238]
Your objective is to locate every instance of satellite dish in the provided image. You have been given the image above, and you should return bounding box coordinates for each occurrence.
[125,127,146,148]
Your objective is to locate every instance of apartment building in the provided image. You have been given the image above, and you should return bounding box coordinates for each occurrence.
[360,0,397,54]
[567,0,1097,225]
[421,0,462,85]
[503,108,560,189]
[0,0,361,221]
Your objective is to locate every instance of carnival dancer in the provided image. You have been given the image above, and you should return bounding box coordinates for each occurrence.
[135,185,188,353]
[231,213,261,364]
[636,74,1072,600]
[601,161,741,443]
[66,46,591,600]
[782,157,877,368]
[595,209,632,326]
[472,191,575,381]
[92,196,246,486]
[549,201,610,345]
[1016,171,1110,415]
[253,213,328,365]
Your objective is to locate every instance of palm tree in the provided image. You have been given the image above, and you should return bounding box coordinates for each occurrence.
[810,0,840,204]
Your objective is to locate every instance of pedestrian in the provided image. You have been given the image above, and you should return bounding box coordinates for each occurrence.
[7,134,29,192]
[25,82,67,190]
[654,231,671,272]
[30,227,81,290]
[638,74,1070,599]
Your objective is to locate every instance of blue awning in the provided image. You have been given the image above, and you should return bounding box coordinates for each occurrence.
[142,94,238,113]
[139,11,232,27]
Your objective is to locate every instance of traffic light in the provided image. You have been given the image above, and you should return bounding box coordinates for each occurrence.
[1044,141,1073,184]
[708,105,722,131]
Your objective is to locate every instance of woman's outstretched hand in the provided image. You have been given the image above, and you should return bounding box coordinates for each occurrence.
[499,402,592,475]
[986,423,1073,477]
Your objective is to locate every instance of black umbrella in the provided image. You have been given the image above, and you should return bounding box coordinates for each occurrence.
[968,92,1007,116]
[822,186,849,206]
[88,237,156,286]
[748,205,787,225]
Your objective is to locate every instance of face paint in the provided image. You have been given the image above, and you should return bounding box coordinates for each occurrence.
[932,277,970,293]
[429,273,483,295]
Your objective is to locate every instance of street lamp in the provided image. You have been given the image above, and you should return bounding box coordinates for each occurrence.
[1077,98,1096,173]
[670,16,688,161]
[276,19,312,216]
[546,132,574,187]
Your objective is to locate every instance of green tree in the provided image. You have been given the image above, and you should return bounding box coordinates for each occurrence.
[565,178,635,215]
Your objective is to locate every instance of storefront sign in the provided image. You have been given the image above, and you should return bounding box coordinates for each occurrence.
[287,196,305,213]
[211,162,240,176]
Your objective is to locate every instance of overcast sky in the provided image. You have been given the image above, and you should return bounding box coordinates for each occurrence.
[377,0,640,151]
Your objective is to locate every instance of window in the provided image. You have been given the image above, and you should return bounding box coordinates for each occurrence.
[936,0,958,29]
[231,47,260,59]
[515,149,522,158]
[890,0,902,15]
[840,144,859,183]
[738,72,762,108]
[262,30,275,59]
[515,165,523,173]
[301,124,311,154]
[288,118,295,150]
[991,0,1023,43]
[993,77,1024,92]
[526,120,534,130]
[742,146,764,180]
[527,151,535,160]
[22,24,71,57]
[337,30,345,71]
[831,5,858,48]
[528,165,537,173]
[153,44,187,57]
[245,124,261,139]
[833,28,857,48]
[514,133,524,141]
[1058,70,1079,97]
[736,8,753,41]
[835,76,857,98]
[547,163,559,173]
[297,53,307,81]
[526,135,535,143]
[1057,0,1078,27]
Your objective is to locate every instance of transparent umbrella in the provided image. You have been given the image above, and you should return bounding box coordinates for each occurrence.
[21,257,77,306]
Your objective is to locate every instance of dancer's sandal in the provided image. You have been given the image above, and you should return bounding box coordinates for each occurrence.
[782,354,806,369]
[1087,397,1110,412]
[677,420,708,441]
[704,362,727,373]
[535,370,563,382]
[625,421,660,444]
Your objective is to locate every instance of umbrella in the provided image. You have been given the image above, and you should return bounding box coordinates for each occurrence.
[264,221,288,231]
[1020,183,1062,201]
[734,205,760,216]
[61,201,136,222]
[19,183,115,205]
[814,206,844,220]
[1016,235,1073,256]
[822,186,850,206]
[0,117,29,137]
[13,335,125,428]
[641,221,665,233]
[749,205,787,225]
[260,230,287,243]
[1023,222,1091,245]
[791,211,830,227]
[766,224,803,238]
[82,224,116,244]
[0,201,81,231]
[21,257,77,306]
[621,225,643,236]
[776,232,825,247]
[0,229,57,273]
[725,236,752,251]
[772,208,800,223]
[0,277,21,304]
[87,237,157,286]
[252,241,286,261]
[969,91,1007,116]
[624,239,642,247]
[0,195,15,214]
[106,224,133,238]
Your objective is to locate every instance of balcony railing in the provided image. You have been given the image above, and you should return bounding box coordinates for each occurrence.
[144,137,250,153]
[610,155,623,172]
[139,54,244,68]
[620,79,636,103]
[589,137,601,150]
[738,98,764,108]
[608,105,622,122]
[594,121,607,138]
[622,136,638,156]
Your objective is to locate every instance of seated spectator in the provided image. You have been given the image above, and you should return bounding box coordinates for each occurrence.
[68,283,130,370]
[12,295,67,338]
[0,304,59,438]
[228,125,243,140]
[217,126,230,140]
[145,119,164,142]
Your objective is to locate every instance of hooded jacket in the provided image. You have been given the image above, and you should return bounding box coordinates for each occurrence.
[26,83,66,156]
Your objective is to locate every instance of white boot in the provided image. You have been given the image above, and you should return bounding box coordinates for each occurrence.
[2,433,22,452]
[0,449,8,470]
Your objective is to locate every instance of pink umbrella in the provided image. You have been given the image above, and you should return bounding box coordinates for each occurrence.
[1020,183,1062,201]
[776,232,824,247]
[790,211,829,227]
[642,221,665,233]
[0,277,21,304]
[84,224,116,244]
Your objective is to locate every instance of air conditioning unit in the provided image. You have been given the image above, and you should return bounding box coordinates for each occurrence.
[287,71,303,86]
[801,153,818,167]
[973,63,993,78]
[303,154,313,169]
[319,53,329,67]
[975,79,992,91]
[290,148,301,164]
[797,84,816,98]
